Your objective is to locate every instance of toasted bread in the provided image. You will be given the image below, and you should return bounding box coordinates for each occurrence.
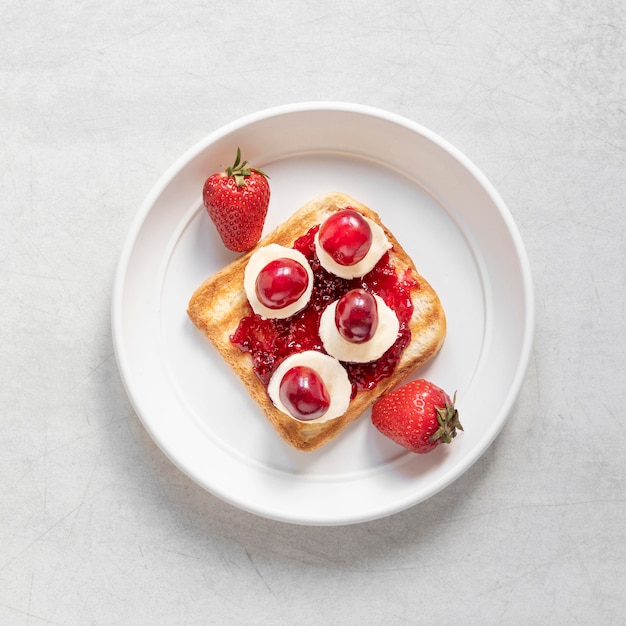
[187,192,446,451]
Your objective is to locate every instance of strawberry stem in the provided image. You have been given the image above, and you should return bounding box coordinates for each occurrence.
[225,147,269,187]
[429,392,463,444]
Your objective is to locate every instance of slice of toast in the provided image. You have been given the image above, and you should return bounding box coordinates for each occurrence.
[187,192,446,451]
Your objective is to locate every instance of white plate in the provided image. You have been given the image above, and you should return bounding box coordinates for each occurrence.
[112,103,534,525]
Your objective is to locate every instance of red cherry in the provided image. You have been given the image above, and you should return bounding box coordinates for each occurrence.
[279,366,331,421]
[255,258,309,309]
[318,209,372,266]
[335,288,379,343]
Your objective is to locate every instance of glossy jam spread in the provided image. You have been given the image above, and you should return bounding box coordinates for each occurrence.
[230,225,419,396]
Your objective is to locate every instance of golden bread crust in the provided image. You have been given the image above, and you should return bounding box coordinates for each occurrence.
[187,192,446,451]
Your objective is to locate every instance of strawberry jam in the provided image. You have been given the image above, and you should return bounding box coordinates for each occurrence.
[230,225,419,395]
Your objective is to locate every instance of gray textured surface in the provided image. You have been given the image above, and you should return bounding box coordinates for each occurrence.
[2,1,625,624]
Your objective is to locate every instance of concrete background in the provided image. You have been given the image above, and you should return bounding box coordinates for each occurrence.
[2,1,624,624]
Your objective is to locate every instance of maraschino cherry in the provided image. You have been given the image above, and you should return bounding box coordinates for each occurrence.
[255,258,309,310]
[279,366,331,421]
[318,209,372,266]
[335,288,379,343]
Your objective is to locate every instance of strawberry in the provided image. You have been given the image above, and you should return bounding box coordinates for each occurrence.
[202,148,270,252]
[371,379,462,454]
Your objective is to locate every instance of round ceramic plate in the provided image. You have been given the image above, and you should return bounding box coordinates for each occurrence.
[112,103,534,525]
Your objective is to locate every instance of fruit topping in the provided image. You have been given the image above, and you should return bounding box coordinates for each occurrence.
[202,148,270,252]
[278,365,331,421]
[314,211,392,279]
[319,290,400,365]
[335,288,379,343]
[243,244,314,319]
[255,258,310,310]
[267,351,352,422]
[235,226,417,388]
[318,209,372,266]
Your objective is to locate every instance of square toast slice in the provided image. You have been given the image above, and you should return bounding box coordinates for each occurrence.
[187,192,446,451]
